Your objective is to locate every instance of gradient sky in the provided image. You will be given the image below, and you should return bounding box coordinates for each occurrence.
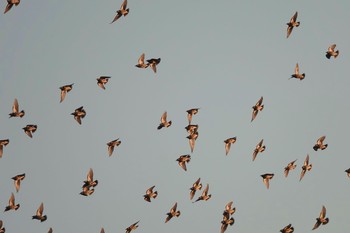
[1,0,350,232]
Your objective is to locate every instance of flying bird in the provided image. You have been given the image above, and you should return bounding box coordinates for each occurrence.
[71,106,86,125]
[100,228,105,233]
[345,168,350,178]
[312,206,329,230]
[0,220,5,233]
[252,139,266,161]
[193,184,211,203]
[261,173,274,189]
[82,168,98,189]
[165,202,180,223]
[146,58,161,73]
[110,0,129,24]
[280,224,294,233]
[221,212,235,233]
[300,154,312,181]
[32,202,47,222]
[224,137,237,156]
[223,201,236,216]
[187,131,198,153]
[9,98,25,118]
[4,193,20,212]
[251,96,264,122]
[189,178,202,200]
[0,139,9,158]
[186,108,199,124]
[284,159,297,177]
[143,186,158,202]
[176,154,191,171]
[107,138,121,156]
[125,221,139,233]
[326,44,339,59]
[135,53,149,69]
[313,136,328,151]
[48,228,53,233]
[59,83,74,103]
[290,63,305,80]
[22,125,37,138]
[286,11,300,38]
[12,173,25,192]
[157,111,172,130]
[80,186,95,196]
[4,0,20,14]
[97,76,111,90]
[185,124,198,135]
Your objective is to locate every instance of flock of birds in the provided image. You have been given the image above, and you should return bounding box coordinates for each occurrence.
[1,0,347,233]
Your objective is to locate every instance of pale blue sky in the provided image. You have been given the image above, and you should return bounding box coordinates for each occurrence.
[1,0,350,232]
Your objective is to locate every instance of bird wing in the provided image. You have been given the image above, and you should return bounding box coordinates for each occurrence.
[291,11,298,23]
[295,63,299,74]
[320,206,326,219]
[225,142,231,155]
[13,98,19,113]
[37,203,44,216]
[120,0,128,10]
[138,53,145,64]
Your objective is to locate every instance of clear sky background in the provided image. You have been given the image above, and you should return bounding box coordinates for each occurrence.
[1,0,350,232]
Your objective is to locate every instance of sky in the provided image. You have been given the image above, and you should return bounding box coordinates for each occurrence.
[1,0,350,232]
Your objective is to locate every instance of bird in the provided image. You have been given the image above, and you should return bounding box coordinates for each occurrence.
[345,168,350,177]
[165,202,180,223]
[48,228,53,233]
[100,228,105,233]
[157,111,172,130]
[9,98,25,118]
[176,154,191,171]
[251,96,264,122]
[186,108,199,124]
[80,186,95,196]
[193,183,211,202]
[290,63,305,80]
[107,138,121,157]
[261,173,274,189]
[96,76,111,90]
[4,193,20,212]
[286,11,300,38]
[143,186,158,202]
[32,202,47,222]
[11,173,25,192]
[71,106,86,125]
[189,178,202,200]
[326,44,339,59]
[185,124,198,135]
[82,168,98,189]
[313,136,328,151]
[187,131,198,153]
[59,83,74,103]
[280,224,294,233]
[0,220,5,233]
[223,201,236,216]
[0,139,9,158]
[252,139,266,161]
[135,53,149,69]
[110,0,129,24]
[4,0,20,14]
[125,221,139,233]
[22,125,37,138]
[224,137,237,156]
[312,206,329,230]
[146,58,161,73]
[300,154,312,181]
[221,211,235,233]
[284,159,297,177]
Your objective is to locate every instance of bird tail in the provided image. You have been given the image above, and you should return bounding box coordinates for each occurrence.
[296,22,300,27]
[334,50,339,58]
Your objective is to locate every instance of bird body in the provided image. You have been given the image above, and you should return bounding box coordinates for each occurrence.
[287,12,300,38]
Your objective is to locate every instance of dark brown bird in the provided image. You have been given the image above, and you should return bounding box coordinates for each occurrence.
[224,137,237,156]
[251,96,264,122]
[147,58,161,73]
[110,0,129,24]
[32,202,47,222]
[261,173,274,189]
[157,111,172,130]
[107,138,121,157]
[59,83,74,103]
[252,139,265,161]
[312,206,329,230]
[186,108,199,124]
[326,44,339,59]
[193,184,211,203]
[4,193,20,212]
[71,106,86,125]
[284,159,297,177]
[143,185,158,202]
[165,202,180,223]
[300,154,312,181]
[189,178,202,200]
[221,212,235,233]
[125,221,139,233]
[135,53,149,69]
[11,173,25,192]
[176,154,191,171]
[97,76,111,90]
[345,168,350,178]
[280,224,294,233]
[0,139,9,158]
[4,0,20,14]
[22,125,37,138]
[82,168,98,189]
[185,124,198,135]
[9,98,25,118]
[223,201,236,216]
[0,220,5,233]
[313,136,328,151]
[286,11,300,38]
